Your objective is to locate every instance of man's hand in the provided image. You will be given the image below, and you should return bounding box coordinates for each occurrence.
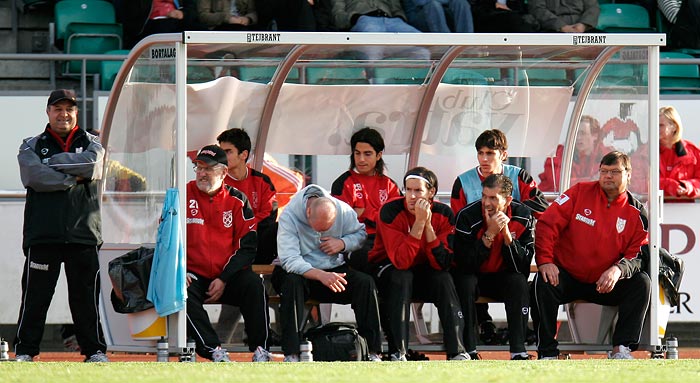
[485,211,509,234]
[495,2,511,10]
[538,263,560,286]
[320,237,345,255]
[205,278,226,303]
[353,207,365,217]
[414,198,432,223]
[167,9,184,19]
[318,270,348,293]
[596,265,622,294]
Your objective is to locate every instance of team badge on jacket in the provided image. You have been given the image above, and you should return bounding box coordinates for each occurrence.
[223,210,233,228]
[616,217,627,233]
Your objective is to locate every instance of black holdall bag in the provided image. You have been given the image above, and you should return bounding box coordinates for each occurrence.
[108,246,155,313]
[304,322,369,361]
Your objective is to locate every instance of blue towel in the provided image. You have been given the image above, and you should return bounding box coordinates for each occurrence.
[148,188,187,316]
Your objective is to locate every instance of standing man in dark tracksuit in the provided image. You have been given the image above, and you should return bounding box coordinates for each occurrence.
[14,89,108,363]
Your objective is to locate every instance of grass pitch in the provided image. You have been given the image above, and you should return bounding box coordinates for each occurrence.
[2,360,699,383]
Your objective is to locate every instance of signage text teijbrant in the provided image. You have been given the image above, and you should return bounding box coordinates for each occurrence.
[247,33,282,43]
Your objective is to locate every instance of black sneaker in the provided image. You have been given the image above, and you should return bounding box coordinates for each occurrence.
[511,353,534,360]
[469,352,482,360]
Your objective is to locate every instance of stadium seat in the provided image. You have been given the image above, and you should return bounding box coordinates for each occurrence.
[99,49,129,90]
[516,68,573,86]
[237,64,300,84]
[54,0,121,45]
[372,67,430,84]
[442,68,492,85]
[596,4,653,33]
[305,66,369,85]
[660,52,700,94]
[65,22,122,74]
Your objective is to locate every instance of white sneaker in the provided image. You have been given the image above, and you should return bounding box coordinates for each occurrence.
[211,347,231,362]
[283,354,300,362]
[368,353,382,362]
[15,354,33,362]
[449,352,471,361]
[85,351,110,363]
[252,346,272,362]
[609,345,634,360]
[390,352,407,362]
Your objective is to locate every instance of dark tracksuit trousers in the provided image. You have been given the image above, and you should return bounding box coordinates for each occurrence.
[14,244,106,358]
[271,264,382,356]
[530,267,651,358]
[377,264,466,356]
[186,268,269,359]
[453,271,530,354]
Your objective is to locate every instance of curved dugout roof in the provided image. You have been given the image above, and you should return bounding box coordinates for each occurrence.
[99,32,665,349]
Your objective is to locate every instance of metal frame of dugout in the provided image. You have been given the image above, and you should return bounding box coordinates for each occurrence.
[97,31,667,359]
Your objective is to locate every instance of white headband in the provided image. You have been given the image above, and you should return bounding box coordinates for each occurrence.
[404,174,432,187]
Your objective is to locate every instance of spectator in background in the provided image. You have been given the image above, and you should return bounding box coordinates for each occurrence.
[331,127,402,271]
[531,151,650,360]
[659,106,700,199]
[539,115,604,193]
[658,0,700,49]
[198,0,259,30]
[401,0,474,33]
[117,0,201,49]
[528,0,599,33]
[469,0,539,32]
[256,0,320,30]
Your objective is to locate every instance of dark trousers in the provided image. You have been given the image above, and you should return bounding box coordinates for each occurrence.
[271,265,382,355]
[14,244,106,358]
[378,265,466,356]
[530,268,651,357]
[453,272,529,353]
[186,268,269,359]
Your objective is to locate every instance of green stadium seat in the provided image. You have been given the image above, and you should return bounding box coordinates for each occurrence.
[54,0,120,44]
[55,0,123,74]
[305,67,369,85]
[99,49,129,90]
[660,52,700,94]
[373,67,429,84]
[517,68,573,86]
[597,4,653,33]
[442,68,493,85]
[237,65,300,84]
[65,22,122,74]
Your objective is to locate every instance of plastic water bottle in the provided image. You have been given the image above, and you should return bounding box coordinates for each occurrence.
[157,337,169,362]
[666,336,679,360]
[0,338,9,361]
[187,339,196,363]
[178,338,196,363]
[300,341,313,362]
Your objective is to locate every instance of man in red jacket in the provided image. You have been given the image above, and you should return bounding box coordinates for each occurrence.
[186,145,271,362]
[531,151,651,360]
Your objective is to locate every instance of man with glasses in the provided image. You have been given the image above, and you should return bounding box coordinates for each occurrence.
[185,145,272,362]
[531,151,651,360]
